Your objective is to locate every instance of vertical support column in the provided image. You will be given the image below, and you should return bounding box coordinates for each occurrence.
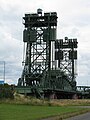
[28,43,32,74]
[72,46,74,82]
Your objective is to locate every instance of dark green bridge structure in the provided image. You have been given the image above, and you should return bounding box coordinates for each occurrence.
[17,9,87,99]
[15,85,90,99]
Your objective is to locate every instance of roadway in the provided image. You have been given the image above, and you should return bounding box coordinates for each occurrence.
[65,112,90,120]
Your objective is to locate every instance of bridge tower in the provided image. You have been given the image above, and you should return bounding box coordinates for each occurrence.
[18,9,57,88]
[55,37,78,90]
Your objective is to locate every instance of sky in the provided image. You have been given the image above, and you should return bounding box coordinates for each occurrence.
[0,0,90,86]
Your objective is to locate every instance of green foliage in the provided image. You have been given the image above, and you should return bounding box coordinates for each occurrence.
[0,84,14,99]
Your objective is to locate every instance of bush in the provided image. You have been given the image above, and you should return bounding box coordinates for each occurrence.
[0,84,14,99]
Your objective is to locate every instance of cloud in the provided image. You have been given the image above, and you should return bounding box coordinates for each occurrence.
[5,78,15,85]
[0,0,90,86]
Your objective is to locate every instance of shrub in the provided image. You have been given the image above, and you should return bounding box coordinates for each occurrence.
[0,84,14,99]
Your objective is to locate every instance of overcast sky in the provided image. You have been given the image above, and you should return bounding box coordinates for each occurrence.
[0,0,90,86]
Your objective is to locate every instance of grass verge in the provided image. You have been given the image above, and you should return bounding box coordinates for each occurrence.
[0,104,90,120]
[0,94,90,120]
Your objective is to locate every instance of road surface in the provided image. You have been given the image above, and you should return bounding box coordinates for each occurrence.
[65,112,90,120]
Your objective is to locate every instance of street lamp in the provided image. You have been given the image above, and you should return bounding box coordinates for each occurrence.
[3,61,5,83]
[0,61,5,84]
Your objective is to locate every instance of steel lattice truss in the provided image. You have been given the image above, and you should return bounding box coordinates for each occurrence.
[55,37,78,82]
[18,9,57,86]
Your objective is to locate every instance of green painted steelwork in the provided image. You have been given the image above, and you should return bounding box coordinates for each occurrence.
[18,9,78,98]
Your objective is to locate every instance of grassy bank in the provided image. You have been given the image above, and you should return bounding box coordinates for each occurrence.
[0,103,89,120]
[0,94,90,120]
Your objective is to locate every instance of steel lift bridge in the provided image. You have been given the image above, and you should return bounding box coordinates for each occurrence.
[17,9,78,98]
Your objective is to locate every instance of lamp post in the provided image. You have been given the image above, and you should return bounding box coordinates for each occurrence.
[0,61,5,84]
[3,61,5,83]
